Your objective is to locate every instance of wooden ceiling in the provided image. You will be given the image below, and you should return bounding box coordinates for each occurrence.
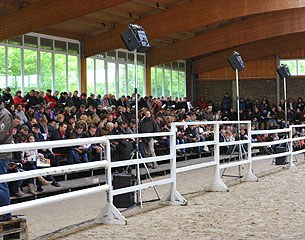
[1,0,305,74]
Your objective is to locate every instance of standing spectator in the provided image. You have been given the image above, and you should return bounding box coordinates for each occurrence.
[66,92,74,107]
[2,87,13,105]
[72,90,81,109]
[24,89,39,109]
[139,110,159,168]
[221,92,232,112]
[0,96,13,221]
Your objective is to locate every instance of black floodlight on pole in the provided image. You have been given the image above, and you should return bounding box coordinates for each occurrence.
[120,24,150,53]
[121,24,156,208]
[227,51,245,177]
[277,64,291,128]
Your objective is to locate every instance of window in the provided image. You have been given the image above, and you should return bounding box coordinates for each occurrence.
[0,33,80,94]
[279,59,305,76]
[151,61,186,98]
[24,49,38,93]
[107,62,116,95]
[96,59,105,96]
[86,58,95,94]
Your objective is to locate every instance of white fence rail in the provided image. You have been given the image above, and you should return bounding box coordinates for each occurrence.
[0,121,303,225]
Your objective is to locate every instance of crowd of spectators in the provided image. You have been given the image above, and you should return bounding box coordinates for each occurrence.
[2,86,305,197]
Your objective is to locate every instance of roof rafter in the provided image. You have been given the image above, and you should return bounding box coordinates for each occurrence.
[148,8,305,66]
[84,0,305,57]
[0,0,130,41]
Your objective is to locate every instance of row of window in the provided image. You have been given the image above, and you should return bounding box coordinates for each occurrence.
[0,34,186,99]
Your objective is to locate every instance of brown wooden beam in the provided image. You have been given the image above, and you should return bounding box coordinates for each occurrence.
[0,0,129,41]
[149,8,305,66]
[84,0,305,57]
[80,57,87,94]
[194,32,305,73]
[145,66,151,96]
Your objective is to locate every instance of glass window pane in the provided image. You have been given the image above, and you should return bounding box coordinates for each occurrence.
[24,49,38,93]
[172,62,179,70]
[179,71,185,98]
[118,51,127,61]
[40,52,53,91]
[119,64,127,97]
[137,54,145,65]
[164,69,171,97]
[151,67,156,97]
[164,63,171,69]
[106,51,116,60]
[41,38,53,50]
[137,65,145,97]
[68,55,79,92]
[172,71,179,98]
[24,35,38,48]
[7,47,22,93]
[280,60,297,76]
[107,62,116,96]
[55,40,67,52]
[8,36,22,45]
[128,64,135,96]
[86,58,95,94]
[179,61,185,71]
[298,60,305,75]
[156,68,163,97]
[128,53,134,62]
[68,43,79,54]
[96,59,105,96]
[54,54,67,92]
[0,46,6,90]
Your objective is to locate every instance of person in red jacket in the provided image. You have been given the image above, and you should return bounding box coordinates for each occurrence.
[44,89,57,109]
[13,90,26,107]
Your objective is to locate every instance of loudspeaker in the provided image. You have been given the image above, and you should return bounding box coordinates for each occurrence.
[275,146,287,165]
[120,26,150,53]
[113,173,135,208]
[277,65,291,79]
[228,52,245,71]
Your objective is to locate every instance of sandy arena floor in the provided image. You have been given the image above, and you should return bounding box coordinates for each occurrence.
[14,156,305,239]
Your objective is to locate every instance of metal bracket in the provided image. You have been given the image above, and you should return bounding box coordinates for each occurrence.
[95,203,127,225]
[160,190,188,206]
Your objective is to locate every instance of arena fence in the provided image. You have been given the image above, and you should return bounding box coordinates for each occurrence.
[0,121,303,225]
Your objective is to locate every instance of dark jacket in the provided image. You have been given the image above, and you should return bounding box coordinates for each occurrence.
[0,105,13,159]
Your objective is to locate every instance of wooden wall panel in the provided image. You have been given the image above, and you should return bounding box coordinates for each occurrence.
[197,57,276,80]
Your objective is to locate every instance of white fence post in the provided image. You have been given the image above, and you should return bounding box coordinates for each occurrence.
[207,123,228,192]
[161,124,187,205]
[289,126,296,169]
[95,140,127,225]
[241,122,258,182]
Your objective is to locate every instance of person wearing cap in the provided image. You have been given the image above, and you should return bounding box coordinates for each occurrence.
[0,96,14,221]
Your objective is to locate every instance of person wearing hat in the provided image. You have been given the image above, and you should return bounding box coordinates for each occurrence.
[0,95,14,221]
[13,90,25,106]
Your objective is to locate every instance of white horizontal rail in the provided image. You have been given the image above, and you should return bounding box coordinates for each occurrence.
[0,185,110,215]
[0,136,108,153]
[252,151,289,161]
[219,159,251,169]
[252,128,290,135]
[175,141,216,150]
[109,154,173,168]
[176,161,217,173]
[218,140,249,146]
[0,161,108,183]
[292,148,305,156]
[172,120,250,127]
[112,178,173,196]
[106,132,172,140]
[291,136,305,142]
[251,138,290,147]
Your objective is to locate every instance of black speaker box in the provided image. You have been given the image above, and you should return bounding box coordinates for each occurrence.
[275,146,287,165]
[113,173,135,208]
[120,28,150,53]
[277,65,291,79]
[228,54,245,71]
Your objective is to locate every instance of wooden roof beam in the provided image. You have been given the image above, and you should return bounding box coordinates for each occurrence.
[74,17,117,30]
[0,0,130,41]
[148,8,305,66]
[132,0,168,10]
[0,0,26,9]
[103,8,141,20]
[194,32,305,73]
[84,0,305,57]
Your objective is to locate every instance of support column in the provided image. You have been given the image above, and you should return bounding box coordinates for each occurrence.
[232,80,237,110]
[80,57,87,94]
[186,60,194,100]
[275,54,280,106]
[145,66,151,96]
